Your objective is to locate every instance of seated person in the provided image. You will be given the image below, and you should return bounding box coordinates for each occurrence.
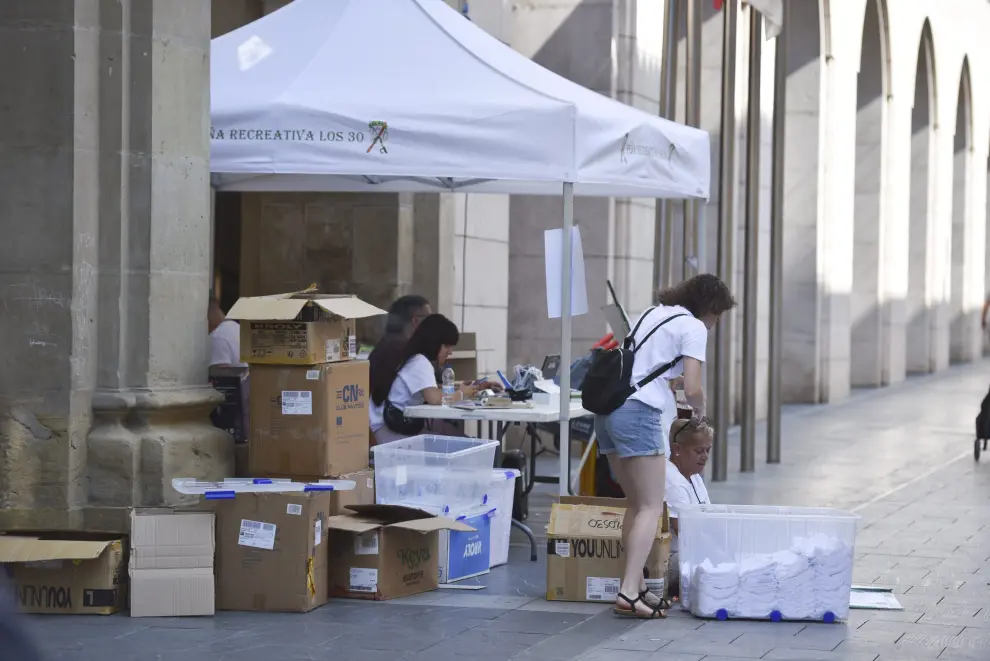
[664,417,713,598]
[369,295,431,394]
[369,313,500,445]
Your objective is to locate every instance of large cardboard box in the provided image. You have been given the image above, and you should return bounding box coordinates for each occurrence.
[215,492,331,613]
[129,509,215,618]
[448,332,478,381]
[0,533,127,615]
[249,360,370,477]
[545,497,671,603]
[327,505,474,600]
[227,291,385,366]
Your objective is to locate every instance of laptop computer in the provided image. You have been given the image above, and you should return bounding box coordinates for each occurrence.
[541,354,561,381]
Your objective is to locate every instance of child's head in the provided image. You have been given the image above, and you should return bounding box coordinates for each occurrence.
[669,418,713,476]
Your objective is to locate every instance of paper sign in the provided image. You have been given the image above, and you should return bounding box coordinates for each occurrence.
[305,370,320,381]
[554,541,571,558]
[314,519,323,546]
[349,568,378,593]
[544,226,589,319]
[287,504,303,515]
[325,339,341,363]
[586,577,620,602]
[239,519,276,550]
[281,391,312,415]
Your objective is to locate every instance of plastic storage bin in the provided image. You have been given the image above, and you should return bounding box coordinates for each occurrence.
[674,504,859,623]
[488,469,521,567]
[372,435,498,514]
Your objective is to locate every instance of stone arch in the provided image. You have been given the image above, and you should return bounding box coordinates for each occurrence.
[850,0,891,388]
[780,0,830,403]
[906,20,938,373]
[949,57,974,362]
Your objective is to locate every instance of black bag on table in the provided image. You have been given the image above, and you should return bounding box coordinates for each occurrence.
[580,309,685,415]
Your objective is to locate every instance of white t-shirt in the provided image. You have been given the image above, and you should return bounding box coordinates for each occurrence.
[209,320,247,367]
[665,458,711,552]
[369,354,437,433]
[627,305,708,453]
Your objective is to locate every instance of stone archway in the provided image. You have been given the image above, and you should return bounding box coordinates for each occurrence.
[906,21,937,373]
[949,59,974,362]
[850,0,890,388]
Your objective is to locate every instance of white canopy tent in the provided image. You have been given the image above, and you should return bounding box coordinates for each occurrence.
[210,0,711,494]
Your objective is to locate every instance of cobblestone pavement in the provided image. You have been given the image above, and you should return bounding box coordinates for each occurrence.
[19,361,990,661]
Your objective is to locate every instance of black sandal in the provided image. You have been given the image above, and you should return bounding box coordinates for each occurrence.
[639,589,671,610]
[613,593,666,619]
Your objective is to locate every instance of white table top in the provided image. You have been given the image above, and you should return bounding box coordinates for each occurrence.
[403,400,590,423]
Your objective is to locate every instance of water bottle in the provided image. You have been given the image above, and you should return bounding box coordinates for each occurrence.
[441,365,456,407]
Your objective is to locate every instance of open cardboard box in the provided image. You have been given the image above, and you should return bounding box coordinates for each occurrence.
[328,504,475,600]
[227,288,385,365]
[545,496,671,603]
[0,532,127,615]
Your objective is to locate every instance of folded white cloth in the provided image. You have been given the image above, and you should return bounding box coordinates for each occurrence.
[691,559,739,617]
[687,535,854,620]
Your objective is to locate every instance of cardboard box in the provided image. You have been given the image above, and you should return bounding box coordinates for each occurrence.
[327,505,474,600]
[0,533,127,615]
[438,508,494,584]
[330,468,376,515]
[249,361,370,477]
[448,332,478,381]
[129,509,215,617]
[227,291,386,366]
[209,365,250,443]
[215,492,331,612]
[545,497,671,603]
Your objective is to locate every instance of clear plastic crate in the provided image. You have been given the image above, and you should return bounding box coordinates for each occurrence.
[371,435,498,514]
[674,504,859,623]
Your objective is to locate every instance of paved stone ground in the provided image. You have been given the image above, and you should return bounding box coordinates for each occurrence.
[17,361,990,660]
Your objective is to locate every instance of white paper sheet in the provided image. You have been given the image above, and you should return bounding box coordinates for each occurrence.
[849,589,903,610]
[544,226,589,319]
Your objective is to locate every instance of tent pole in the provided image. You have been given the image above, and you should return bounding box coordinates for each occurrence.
[559,182,575,496]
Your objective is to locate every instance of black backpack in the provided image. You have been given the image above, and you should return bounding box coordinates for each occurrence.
[580,308,685,415]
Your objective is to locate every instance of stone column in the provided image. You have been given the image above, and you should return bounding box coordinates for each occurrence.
[0,0,231,534]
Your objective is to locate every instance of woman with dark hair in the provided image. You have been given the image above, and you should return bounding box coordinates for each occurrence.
[598,273,736,619]
[369,314,494,444]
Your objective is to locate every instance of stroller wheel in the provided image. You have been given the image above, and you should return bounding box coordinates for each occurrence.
[976,438,983,462]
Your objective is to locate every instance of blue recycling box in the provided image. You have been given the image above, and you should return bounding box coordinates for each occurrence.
[438,508,495,583]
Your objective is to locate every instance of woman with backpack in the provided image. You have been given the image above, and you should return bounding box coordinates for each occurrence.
[594,273,736,619]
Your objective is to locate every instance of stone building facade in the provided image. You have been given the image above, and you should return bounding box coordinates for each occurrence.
[2,0,989,529]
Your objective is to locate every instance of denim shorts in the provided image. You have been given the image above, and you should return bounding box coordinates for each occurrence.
[595,398,665,458]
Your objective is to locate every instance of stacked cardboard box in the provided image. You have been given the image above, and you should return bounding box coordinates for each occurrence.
[546,497,671,603]
[203,289,387,612]
[129,509,215,617]
[226,290,385,482]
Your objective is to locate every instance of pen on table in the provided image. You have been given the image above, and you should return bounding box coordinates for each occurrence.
[495,370,512,389]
